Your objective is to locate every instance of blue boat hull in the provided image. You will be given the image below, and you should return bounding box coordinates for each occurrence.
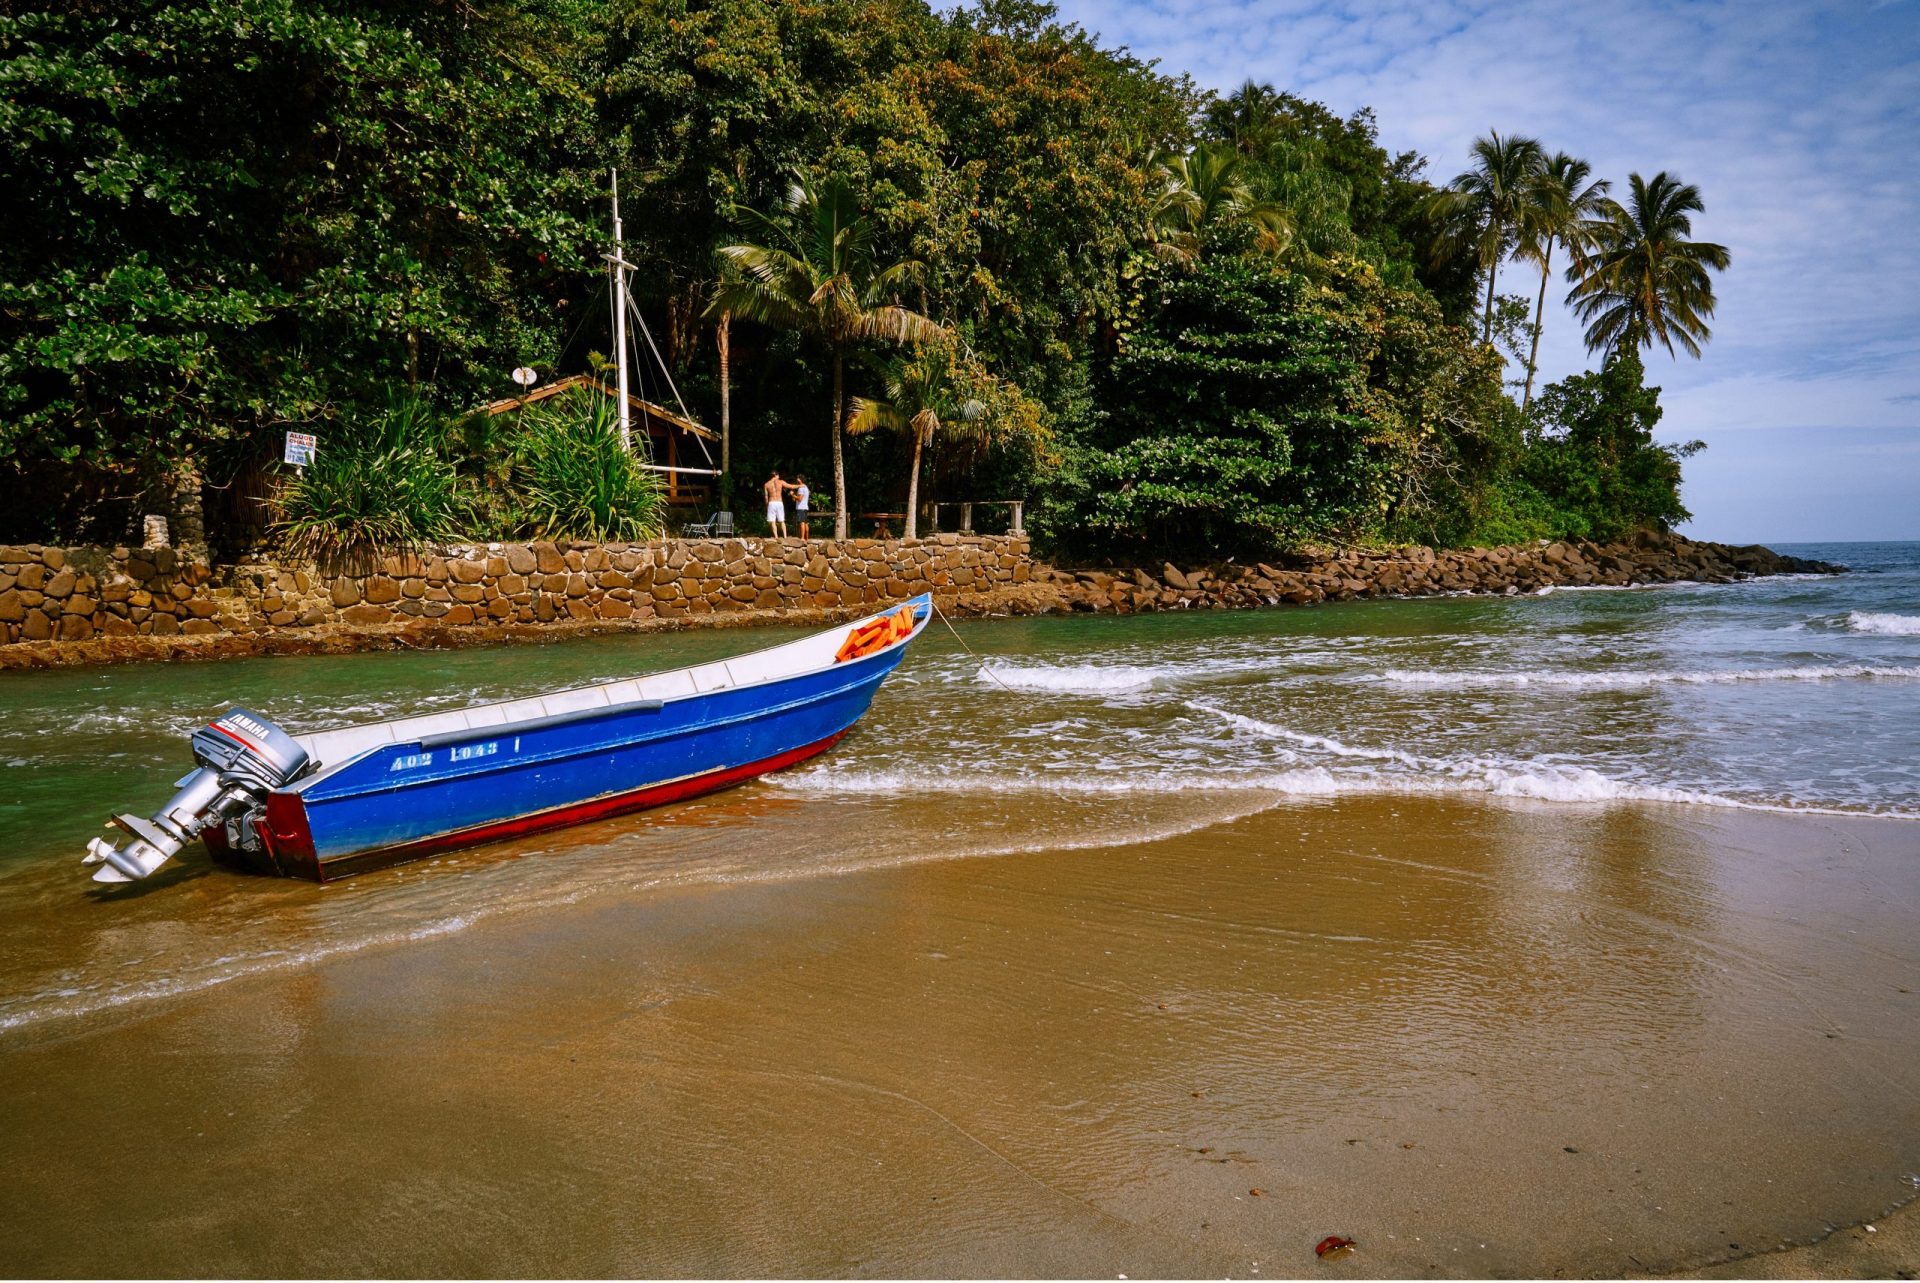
[218,599,927,881]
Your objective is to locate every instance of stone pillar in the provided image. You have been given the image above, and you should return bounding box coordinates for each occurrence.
[168,463,207,561]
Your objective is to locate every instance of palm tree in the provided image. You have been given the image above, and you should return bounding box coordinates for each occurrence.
[1147,143,1292,261]
[1425,131,1546,342]
[1514,152,1611,411]
[846,344,986,541]
[1205,79,1287,156]
[711,174,945,538]
[1566,171,1730,359]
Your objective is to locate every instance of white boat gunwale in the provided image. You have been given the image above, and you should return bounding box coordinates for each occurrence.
[291,597,931,786]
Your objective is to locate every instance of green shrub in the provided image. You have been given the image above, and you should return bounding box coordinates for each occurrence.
[512,389,664,542]
[273,391,466,566]
[1513,352,1697,541]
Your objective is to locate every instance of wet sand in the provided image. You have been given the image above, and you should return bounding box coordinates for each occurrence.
[1,795,1916,1277]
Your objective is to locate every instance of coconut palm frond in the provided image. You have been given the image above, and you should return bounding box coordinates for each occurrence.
[1565,171,1729,361]
[846,396,905,436]
[855,304,947,345]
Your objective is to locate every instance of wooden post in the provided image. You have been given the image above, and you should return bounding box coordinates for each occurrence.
[1009,500,1024,534]
[960,502,973,533]
[927,503,939,535]
[717,310,731,478]
[666,423,680,504]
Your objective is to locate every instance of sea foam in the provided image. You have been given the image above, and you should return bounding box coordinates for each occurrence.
[1845,611,1920,636]
[970,654,1282,693]
[973,662,1168,693]
[1373,663,1920,690]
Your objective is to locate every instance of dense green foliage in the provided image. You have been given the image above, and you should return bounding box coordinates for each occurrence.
[1,0,1723,560]
[1052,258,1383,551]
[512,392,667,542]
[0,0,594,512]
[1505,352,1700,542]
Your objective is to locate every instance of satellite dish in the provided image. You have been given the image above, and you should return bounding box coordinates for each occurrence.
[511,366,539,388]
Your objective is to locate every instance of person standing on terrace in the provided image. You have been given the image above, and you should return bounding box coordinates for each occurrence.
[793,474,812,542]
[763,470,792,539]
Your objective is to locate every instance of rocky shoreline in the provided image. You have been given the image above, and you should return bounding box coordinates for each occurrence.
[1023,530,1843,615]
[0,532,1841,670]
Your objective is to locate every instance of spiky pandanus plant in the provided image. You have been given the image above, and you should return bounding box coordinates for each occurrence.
[1425,131,1547,342]
[273,388,466,569]
[1566,171,1730,360]
[513,388,664,543]
[710,174,945,538]
[846,343,987,541]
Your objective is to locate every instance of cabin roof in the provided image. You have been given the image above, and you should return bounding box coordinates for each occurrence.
[478,374,717,441]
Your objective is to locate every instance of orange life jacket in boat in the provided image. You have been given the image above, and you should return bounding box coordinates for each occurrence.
[834,605,916,662]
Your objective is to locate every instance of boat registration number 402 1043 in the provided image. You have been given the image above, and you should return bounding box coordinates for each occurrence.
[390,742,498,772]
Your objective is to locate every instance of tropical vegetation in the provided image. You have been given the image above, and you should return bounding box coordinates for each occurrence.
[0,0,1730,563]
[275,386,663,565]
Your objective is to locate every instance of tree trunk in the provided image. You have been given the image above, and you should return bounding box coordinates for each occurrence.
[831,352,849,540]
[1481,259,1499,344]
[1522,242,1551,413]
[717,310,731,477]
[904,428,924,541]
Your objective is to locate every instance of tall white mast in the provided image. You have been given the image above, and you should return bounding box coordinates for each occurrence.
[612,170,632,452]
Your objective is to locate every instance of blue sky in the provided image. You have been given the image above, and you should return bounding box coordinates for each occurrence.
[1045,0,1920,543]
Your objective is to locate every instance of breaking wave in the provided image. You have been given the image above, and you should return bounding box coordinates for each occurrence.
[1844,611,1920,636]
[973,662,1168,693]
[1374,663,1920,690]
[777,762,1909,816]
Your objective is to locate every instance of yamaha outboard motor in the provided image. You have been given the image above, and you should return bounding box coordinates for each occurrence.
[82,707,310,883]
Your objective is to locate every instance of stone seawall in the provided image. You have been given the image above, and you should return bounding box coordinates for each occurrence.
[0,534,1031,657]
[0,531,1840,670]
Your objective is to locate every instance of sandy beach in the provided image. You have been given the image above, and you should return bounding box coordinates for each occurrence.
[3,794,1915,1277]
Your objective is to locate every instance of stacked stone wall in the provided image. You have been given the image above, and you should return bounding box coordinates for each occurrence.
[0,535,1032,646]
[0,545,232,643]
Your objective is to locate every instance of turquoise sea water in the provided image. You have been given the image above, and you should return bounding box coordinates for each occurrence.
[0,540,1913,1033]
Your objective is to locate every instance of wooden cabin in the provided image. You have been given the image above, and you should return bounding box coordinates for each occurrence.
[478,374,719,507]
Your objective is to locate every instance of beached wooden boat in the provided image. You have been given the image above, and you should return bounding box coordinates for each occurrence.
[83,596,930,884]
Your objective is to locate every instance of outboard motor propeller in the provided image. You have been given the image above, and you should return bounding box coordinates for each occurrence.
[82,707,310,884]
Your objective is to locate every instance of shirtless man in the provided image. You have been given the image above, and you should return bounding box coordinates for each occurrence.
[763,470,792,538]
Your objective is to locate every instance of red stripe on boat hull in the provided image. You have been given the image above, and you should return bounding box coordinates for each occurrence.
[292,728,850,883]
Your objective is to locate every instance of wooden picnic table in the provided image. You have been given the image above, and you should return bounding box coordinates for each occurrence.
[858,512,905,538]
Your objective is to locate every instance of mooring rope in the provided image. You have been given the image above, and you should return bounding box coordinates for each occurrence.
[928,596,1022,697]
